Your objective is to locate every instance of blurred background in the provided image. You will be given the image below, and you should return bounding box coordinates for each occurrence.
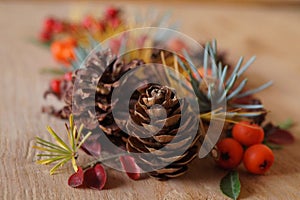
[1,1,299,119]
[1,1,300,199]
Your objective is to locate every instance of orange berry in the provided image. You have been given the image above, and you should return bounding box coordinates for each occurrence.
[216,138,244,169]
[232,121,264,146]
[61,47,75,66]
[51,41,64,61]
[50,37,77,66]
[243,144,274,175]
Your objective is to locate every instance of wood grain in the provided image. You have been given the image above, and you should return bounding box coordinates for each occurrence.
[0,1,300,200]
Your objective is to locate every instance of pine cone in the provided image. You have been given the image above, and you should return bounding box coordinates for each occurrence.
[72,49,145,148]
[126,83,201,180]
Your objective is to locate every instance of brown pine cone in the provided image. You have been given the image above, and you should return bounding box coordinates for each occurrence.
[71,49,145,148]
[126,83,202,180]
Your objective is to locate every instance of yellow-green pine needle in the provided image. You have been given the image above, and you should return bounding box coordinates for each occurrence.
[37,154,63,157]
[71,124,77,151]
[37,155,69,165]
[47,126,71,151]
[34,114,91,175]
[36,137,69,152]
[77,132,92,150]
[32,146,70,155]
[50,157,72,175]
[76,124,84,147]
[71,157,78,172]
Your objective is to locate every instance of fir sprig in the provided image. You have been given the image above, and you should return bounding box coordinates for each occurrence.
[163,39,272,118]
[162,40,272,119]
[33,114,92,175]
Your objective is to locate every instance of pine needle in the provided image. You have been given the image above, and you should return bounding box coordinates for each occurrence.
[33,114,91,175]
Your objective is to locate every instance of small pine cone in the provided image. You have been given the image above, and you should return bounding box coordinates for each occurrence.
[126,84,201,180]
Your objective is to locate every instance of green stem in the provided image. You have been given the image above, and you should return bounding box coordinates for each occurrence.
[82,152,129,170]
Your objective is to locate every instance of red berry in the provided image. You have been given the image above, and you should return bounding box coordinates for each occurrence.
[105,7,119,19]
[64,72,73,81]
[50,79,61,94]
[109,17,121,28]
[43,17,55,32]
[243,144,274,175]
[52,21,64,33]
[232,121,264,146]
[39,30,52,42]
[82,16,94,29]
[216,138,244,169]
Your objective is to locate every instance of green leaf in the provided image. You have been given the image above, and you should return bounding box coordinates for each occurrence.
[220,171,241,200]
[28,37,51,48]
[40,68,66,75]
[278,118,294,130]
[264,142,282,150]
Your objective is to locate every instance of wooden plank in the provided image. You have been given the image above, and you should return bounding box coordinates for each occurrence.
[0,1,299,199]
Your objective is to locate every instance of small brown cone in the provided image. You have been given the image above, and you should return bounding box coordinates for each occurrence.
[126,83,202,180]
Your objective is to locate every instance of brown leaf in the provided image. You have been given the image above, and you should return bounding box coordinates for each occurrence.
[267,129,295,145]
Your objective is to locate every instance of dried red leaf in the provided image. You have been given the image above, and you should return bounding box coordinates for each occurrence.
[68,167,84,188]
[84,164,107,190]
[267,128,295,145]
[120,155,141,180]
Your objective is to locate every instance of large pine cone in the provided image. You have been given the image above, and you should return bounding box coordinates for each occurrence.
[72,49,145,148]
[126,84,201,180]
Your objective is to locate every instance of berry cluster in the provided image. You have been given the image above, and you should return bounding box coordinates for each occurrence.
[216,121,274,175]
[39,17,65,43]
[82,7,122,31]
[38,6,122,44]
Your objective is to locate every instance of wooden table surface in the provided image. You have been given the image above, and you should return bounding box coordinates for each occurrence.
[1,1,300,200]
